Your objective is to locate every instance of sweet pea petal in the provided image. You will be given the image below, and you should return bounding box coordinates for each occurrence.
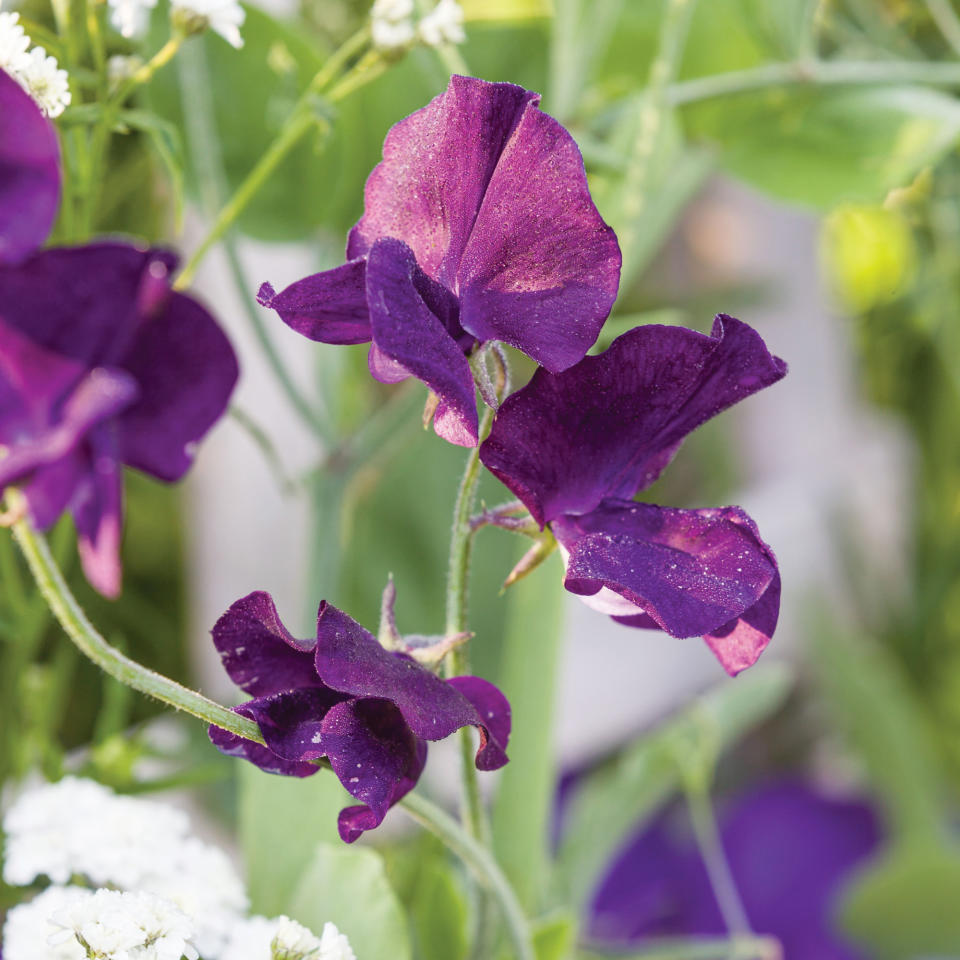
[0,244,177,367]
[211,591,320,698]
[256,259,371,345]
[243,687,349,761]
[314,602,510,768]
[445,676,511,770]
[457,100,620,372]
[72,426,124,598]
[366,238,478,447]
[553,499,779,646]
[347,76,538,285]
[117,282,239,482]
[208,703,320,778]
[320,699,427,843]
[480,318,786,525]
[0,68,60,265]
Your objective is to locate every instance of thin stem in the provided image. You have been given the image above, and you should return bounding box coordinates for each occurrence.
[399,793,534,960]
[927,0,960,58]
[8,499,264,746]
[685,784,752,944]
[667,57,960,105]
[580,937,781,960]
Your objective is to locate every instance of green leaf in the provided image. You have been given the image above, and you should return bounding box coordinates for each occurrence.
[491,552,565,910]
[555,663,792,908]
[533,911,576,960]
[288,843,412,960]
[684,85,960,210]
[841,843,960,959]
[238,764,348,915]
[411,859,469,960]
[462,0,553,22]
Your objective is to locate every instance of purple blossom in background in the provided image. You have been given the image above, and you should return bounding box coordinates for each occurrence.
[258,74,621,447]
[480,316,786,675]
[587,782,881,959]
[0,69,60,266]
[0,70,238,596]
[208,592,511,841]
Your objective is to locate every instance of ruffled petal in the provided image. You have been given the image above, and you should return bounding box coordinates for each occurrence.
[319,699,427,843]
[314,602,510,768]
[553,500,779,664]
[0,68,60,265]
[365,238,478,447]
[256,259,371,345]
[117,282,238,482]
[347,75,537,286]
[480,318,786,526]
[72,426,124,598]
[457,100,620,372]
[445,676,511,770]
[244,687,349,761]
[208,703,320,778]
[210,591,320,698]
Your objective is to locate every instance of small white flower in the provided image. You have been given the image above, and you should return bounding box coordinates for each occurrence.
[371,0,415,49]
[220,915,279,960]
[171,0,245,48]
[0,11,31,75]
[2,887,90,960]
[13,45,71,117]
[271,916,321,959]
[49,888,199,960]
[418,0,465,47]
[106,0,158,38]
[317,923,355,960]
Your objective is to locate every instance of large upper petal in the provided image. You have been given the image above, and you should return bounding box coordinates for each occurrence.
[256,259,371,345]
[347,76,537,285]
[117,280,238,482]
[313,602,510,768]
[0,68,60,265]
[365,237,478,447]
[210,591,321,699]
[480,317,786,526]
[553,499,779,673]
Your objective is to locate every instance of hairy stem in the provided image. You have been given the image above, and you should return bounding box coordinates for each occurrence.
[8,497,263,746]
[400,793,535,960]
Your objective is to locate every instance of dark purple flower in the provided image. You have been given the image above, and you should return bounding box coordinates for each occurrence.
[208,591,511,842]
[0,72,239,597]
[587,781,881,959]
[258,75,621,447]
[0,68,60,266]
[479,316,787,675]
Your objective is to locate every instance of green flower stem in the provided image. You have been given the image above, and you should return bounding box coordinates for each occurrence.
[174,40,384,291]
[400,792,535,960]
[926,0,960,58]
[7,495,264,747]
[667,57,960,105]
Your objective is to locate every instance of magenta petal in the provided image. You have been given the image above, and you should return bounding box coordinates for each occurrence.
[480,317,786,525]
[365,238,478,447]
[208,703,320,778]
[348,76,537,284]
[211,591,320,698]
[314,603,509,763]
[117,287,239,482]
[256,259,371,345]
[320,699,427,843]
[72,427,124,598]
[0,69,60,265]
[457,100,620,371]
[446,676,511,770]
[553,500,779,645]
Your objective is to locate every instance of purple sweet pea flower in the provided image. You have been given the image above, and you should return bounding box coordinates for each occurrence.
[207,591,511,842]
[0,69,60,266]
[0,76,239,596]
[258,74,621,447]
[479,316,787,675]
[587,781,881,959]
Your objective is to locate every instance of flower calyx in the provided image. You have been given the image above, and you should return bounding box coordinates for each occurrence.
[503,529,558,591]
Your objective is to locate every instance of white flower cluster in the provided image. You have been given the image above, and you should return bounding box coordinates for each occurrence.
[103,0,243,47]
[370,0,465,51]
[222,916,355,960]
[1,778,356,960]
[106,0,158,39]
[0,7,70,117]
